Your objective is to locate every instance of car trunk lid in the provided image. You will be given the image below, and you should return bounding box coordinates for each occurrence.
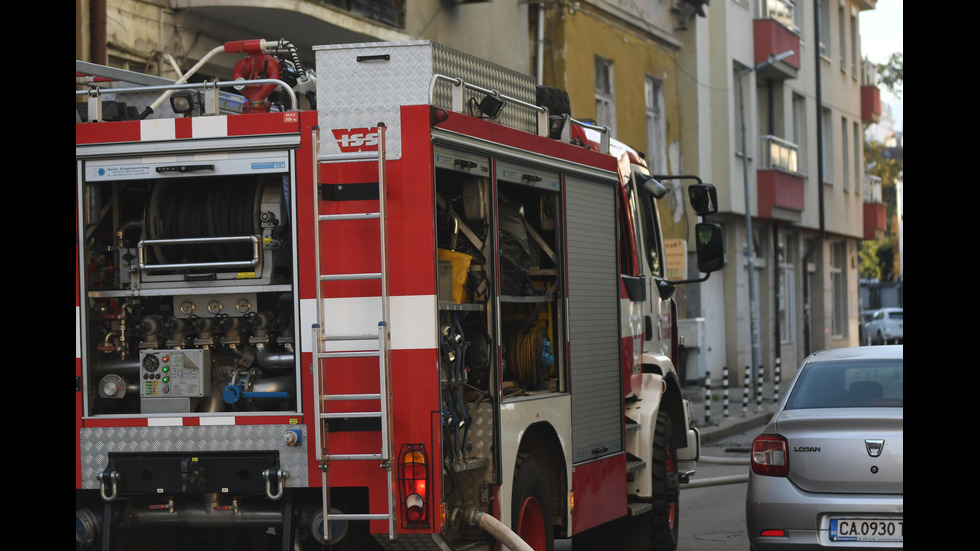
[774,409,903,494]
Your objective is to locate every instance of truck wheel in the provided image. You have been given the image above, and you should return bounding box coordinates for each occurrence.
[535,85,570,139]
[535,86,570,117]
[649,410,679,551]
[512,454,554,551]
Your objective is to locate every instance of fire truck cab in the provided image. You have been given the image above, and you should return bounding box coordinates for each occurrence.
[75,40,724,551]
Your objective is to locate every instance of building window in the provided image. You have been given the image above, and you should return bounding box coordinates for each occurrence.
[734,63,749,160]
[821,108,833,184]
[839,3,846,70]
[830,240,846,337]
[841,116,849,191]
[778,231,796,344]
[853,121,861,192]
[595,56,616,136]
[762,0,798,32]
[819,0,831,57]
[793,93,807,173]
[645,75,667,175]
[850,10,858,78]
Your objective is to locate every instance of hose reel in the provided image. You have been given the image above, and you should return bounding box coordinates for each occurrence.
[141,175,284,281]
[506,329,553,390]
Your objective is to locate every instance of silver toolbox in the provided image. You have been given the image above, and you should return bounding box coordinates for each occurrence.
[314,41,538,160]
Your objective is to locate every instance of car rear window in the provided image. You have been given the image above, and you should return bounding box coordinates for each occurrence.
[786,360,903,409]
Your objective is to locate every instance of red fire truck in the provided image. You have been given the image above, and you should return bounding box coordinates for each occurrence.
[75,39,724,551]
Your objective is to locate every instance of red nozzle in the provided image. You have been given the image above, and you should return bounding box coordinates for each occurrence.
[224,39,265,55]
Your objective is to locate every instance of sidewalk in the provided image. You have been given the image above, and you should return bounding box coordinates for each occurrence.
[683,381,780,444]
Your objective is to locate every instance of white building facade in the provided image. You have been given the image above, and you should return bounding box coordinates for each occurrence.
[675,0,881,386]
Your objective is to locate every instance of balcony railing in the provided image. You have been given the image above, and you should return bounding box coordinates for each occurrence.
[862,58,878,87]
[864,174,882,203]
[318,0,405,28]
[758,135,799,173]
[757,136,804,219]
[757,0,798,33]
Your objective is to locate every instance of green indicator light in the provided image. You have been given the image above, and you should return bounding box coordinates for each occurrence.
[162,366,169,372]
[163,376,169,383]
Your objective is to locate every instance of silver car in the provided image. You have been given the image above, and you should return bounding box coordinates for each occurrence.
[746,346,903,549]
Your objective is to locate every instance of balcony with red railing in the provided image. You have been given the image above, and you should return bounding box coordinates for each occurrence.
[863,175,887,239]
[753,18,801,80]
[757,135,804,221]
[861,60,882,123]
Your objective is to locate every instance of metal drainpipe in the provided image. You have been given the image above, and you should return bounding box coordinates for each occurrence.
[536,3,545,85]
[91,0,107,64]
[772,222,781,381]
[767,83,781,382]
[803,0,827,357]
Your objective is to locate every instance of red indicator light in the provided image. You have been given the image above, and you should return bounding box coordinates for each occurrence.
[430,106,449,126]
[398,444,430,528]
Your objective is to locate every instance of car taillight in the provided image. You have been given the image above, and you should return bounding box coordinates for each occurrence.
[398,444,430,528]
[751,434,789,477]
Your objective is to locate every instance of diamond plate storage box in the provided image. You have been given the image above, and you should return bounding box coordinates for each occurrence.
[314,41,538,160]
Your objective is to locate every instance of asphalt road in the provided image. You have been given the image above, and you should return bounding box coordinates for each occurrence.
[677,426,759,551]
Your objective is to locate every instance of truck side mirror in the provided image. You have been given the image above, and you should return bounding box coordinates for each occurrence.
[688,184,718,216]
[695,222,725,273]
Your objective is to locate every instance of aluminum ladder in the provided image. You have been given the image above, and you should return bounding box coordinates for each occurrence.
[311,123,395,541]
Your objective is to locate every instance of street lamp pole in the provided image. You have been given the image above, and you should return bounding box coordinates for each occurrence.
[737,50,793,397]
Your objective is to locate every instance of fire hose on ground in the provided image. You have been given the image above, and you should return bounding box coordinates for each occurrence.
[464,506,534,551]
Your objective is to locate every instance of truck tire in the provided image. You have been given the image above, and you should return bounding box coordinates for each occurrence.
[535,85,570,139]
[512,454,554,551]
[649,410,679,551]
[535,85,570,117]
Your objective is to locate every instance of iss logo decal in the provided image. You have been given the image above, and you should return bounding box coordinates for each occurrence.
[332,128,380,152]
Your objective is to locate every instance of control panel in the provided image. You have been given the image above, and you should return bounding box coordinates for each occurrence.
[138,349,211,398]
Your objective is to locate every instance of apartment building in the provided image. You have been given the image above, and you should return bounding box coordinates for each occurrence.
[676,0,884,386]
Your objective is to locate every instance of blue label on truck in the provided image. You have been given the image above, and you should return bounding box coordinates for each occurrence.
[252,161,286,170]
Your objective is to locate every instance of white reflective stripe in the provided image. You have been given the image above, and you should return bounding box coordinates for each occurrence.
[136,116,229,141]
[192,115,229,138]
[76,305,82,359]
[300,298,318,354]
[199,416,236,426]
[300,295,438,353]
[391,295,438,350]
[139,118,175,140]
[147,417,183,427]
